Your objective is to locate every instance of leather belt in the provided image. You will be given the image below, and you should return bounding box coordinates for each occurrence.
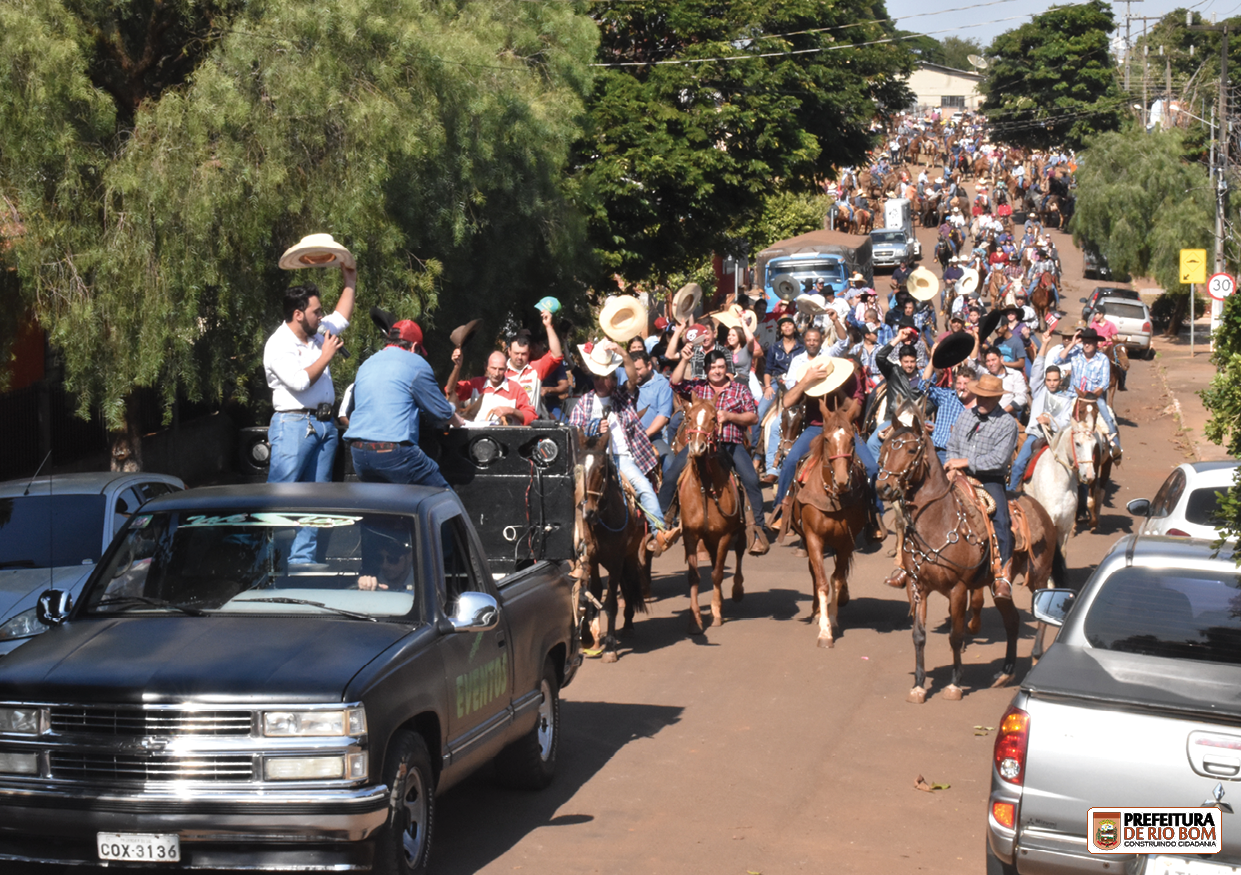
[276,408,318,415]
[349,440,411,452]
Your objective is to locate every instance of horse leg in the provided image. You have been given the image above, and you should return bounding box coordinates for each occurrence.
[828,546,853,641]
[967,586,984,635]
[586,566,606,655]
[943,585,968,701]
[601,567,621,664]
[907,592,929,704]
[731,528,745,603]
[1089,480,1102,532]
[620,555,637,636]
[805,526,835,647]
[991,593,1021,686]
[709,536,730,628]
[685,535,706,635]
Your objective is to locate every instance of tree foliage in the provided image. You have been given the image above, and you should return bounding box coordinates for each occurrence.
[0,0,597,431]
[577,0,916,283]
[1201,294,1241,549]
[1071,128,1212,299]
[939,36,983,72]
[980,0,1124,150]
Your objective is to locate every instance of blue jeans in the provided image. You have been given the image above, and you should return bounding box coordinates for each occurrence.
[269,412,340,563]
[865,419,890,467]
[614,454,664,529]
[776,427,879,511]
[1095,398,1120,446]
[351,443,450,489]
[1009,433,1041,491]
[660,442,765,527]
[764,415,783,476]
[754,391,778,448]
[981,479,1012,565]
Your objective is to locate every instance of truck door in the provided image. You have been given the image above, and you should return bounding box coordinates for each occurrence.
[435,511,514,767]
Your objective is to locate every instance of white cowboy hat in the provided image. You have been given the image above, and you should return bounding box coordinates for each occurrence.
[788,355,853,398]
[709,304,745,330]
[849,272,866,283]
[278,234,356,271]
[672,282,703,323]
[795,293,829,316]
[907,267,940,302]
[577,342,623,377]
[599,295,648,342]
[742,309,758,334]
[959,267,980,296]
[934,176,944,183]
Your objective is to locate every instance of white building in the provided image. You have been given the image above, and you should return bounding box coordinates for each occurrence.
[906,63,983,113]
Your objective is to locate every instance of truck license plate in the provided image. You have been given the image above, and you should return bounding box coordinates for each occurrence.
[97,832,181,862]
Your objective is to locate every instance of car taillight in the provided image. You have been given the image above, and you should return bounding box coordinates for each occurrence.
[1166,528,1191,537]
[992,801,1017,829]
[1141,321,1152,333]
[994,705,1030,785]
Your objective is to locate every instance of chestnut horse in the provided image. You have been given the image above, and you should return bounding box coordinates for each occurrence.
[875,398,1062,703]
[787,401,869,647]
[677,397,745,634]
[575,431,649,663]
[1030,271,1056,329]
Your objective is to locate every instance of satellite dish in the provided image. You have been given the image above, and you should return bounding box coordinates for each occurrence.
[968,54,988,70]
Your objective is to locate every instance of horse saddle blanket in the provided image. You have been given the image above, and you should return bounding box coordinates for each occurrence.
[1021,442,1050,484]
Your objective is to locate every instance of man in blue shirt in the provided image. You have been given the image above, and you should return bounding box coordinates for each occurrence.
[343,321,464,487]
[630,350,674,466]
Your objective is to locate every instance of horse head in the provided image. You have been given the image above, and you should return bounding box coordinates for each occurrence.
[684,396,719,458]
[875,396,930,501]
[575,430,612,526]
[1070,400,1103,484]
[818,400,858,494]
[777,398,806,467]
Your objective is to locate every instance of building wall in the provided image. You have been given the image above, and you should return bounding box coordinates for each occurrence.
[906,65,982,112]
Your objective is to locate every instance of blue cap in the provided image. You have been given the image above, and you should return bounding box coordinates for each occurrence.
[535,296,561,314]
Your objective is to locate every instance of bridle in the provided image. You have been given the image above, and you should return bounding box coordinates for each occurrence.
[580,450,630,533]
[820,426,859,495]
[876,426,928,498]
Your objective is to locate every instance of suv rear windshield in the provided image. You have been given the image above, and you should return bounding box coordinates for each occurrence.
[1102,301,1147,321]
[0,495,107,568]
[80,510,421,620]
[1084,567,1241,665]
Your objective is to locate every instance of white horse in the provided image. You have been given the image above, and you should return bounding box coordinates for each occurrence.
[1021,424,1076,660]
[1069,400,1112,532]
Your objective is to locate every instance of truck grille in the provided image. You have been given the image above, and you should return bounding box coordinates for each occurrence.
[49,707,253,737]
[49,753,256,783]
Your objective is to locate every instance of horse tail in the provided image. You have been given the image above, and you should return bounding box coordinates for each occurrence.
[621,564,648,615]
[1050,544,1068,590]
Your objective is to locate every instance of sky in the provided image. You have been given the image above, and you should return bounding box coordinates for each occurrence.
[886,0,1241,52]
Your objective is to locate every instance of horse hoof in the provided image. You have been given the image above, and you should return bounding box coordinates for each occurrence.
[906,687,927,705]
[795,548,808,558]
[731,586,745,603]
[942,685,964,701]
[837,585,850,608]
[991,672,1016,688]
[967,617,981,635]
[817,634,835,649]
[601,650,619,664]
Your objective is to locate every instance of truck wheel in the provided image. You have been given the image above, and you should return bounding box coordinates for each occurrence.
[374,731,435,875]
[495,659,560,790]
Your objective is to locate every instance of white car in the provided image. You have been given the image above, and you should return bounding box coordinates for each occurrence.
[1127,461,1239,539]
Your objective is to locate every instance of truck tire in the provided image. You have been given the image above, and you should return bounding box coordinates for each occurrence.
[495,659,560,790]
[374,731,435,875]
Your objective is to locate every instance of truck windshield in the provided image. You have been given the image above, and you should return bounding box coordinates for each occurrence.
[766,261,846,291]
[871,231,906,244]
[0,495,107,569]
[80,510,419,620]
[1083,567,1241,665]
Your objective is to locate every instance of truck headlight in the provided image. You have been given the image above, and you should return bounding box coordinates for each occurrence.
[0,752,38,775]
[0,608,45,641]
[263,752,367,781]
[262,707,365,737]
[0,708,43,735]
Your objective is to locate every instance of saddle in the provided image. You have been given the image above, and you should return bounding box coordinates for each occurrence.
[1021,442,1050,484]
[951,475,1032,579]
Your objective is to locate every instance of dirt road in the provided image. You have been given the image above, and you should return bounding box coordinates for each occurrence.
[432,212,1192,875]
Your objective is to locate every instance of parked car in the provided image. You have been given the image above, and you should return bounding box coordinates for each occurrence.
[987,535,1241,874]
[1080,286,1140,321]
[1084,294,1153,358]
[1081,247,1112,280]
[0,472,184,655]
[0,482,581,871]
[1128,460,1239,539]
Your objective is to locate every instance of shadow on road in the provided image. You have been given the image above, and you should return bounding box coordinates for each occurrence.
[434,699,683,874]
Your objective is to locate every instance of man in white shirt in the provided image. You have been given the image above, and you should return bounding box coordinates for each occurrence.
[263,267,356,486]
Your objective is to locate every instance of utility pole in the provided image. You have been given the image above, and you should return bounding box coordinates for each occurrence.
[1121,0,1144,92]
[1190,18,1230,337]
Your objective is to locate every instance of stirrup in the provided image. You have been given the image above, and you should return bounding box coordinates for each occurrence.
[747,525,770,556]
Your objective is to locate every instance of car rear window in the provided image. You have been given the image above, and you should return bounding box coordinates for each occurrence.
[1103,301,1147,321]
[1185,487,1228,526]
[0,495,107,568]
[1084,567,1241,665]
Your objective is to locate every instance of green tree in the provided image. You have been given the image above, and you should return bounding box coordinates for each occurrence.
[0,0,597,465]
[1071,128,1212,332]
[939,36,983,72]
[980,0,1124,150]
[576,0,916,284]
[1201,293,1241,548]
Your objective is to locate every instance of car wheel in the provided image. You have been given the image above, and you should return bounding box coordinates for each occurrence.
[374,731,435,875]
[495,659,560,790]
[985,837,1019,875]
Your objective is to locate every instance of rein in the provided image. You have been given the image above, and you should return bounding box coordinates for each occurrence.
[581,455,632,534]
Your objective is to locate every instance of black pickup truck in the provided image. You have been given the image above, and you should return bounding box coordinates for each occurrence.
[0,480,580,873]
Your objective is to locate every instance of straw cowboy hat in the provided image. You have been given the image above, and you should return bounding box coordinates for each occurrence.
[787,355,853,397]
[709,303,745,330]
[279,234,355,270]
[578,342,623,377]
[795,293,829,317]
[849,272,867,284]
[742,309,758,334]
[672,282,703,322]
[967,373,1006,398]
[907,267,940,302]
[958,267,981,296]
[599,294,648,342]
[769,272,800,300]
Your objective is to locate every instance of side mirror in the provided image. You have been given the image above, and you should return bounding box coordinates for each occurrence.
[1126,498,1151,517]
[449,591,499,633]
[1031,588,1075,627]
[36,590,73,627]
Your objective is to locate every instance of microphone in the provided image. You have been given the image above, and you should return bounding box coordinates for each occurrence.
[318,325,350,358]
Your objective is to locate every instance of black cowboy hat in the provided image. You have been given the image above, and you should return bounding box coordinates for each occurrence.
[370,305,398,335]
[932,331,975,370]
[1077,327,1103,343]
[979,307,1021,343]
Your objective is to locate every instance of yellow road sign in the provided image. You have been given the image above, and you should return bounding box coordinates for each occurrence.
[1181,249,1208,284]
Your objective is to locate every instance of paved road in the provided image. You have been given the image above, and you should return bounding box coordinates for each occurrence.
[431,218,1193,874]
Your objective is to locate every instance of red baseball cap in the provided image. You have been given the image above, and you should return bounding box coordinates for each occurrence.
[684,324,712,345]
[390,320,423,346]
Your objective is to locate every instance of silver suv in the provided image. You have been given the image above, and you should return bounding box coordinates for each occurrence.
[1095,295,1152,358]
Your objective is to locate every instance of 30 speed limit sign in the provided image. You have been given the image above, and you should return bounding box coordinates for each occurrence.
[1207,272,1236,301]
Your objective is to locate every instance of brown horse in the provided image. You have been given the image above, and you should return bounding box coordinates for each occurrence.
[677,397,745,634]
[850,208,874,235]
[875,398,1061,703]
[575,431,649,663]
[787,401,869,648]
[1030,272,1056,329]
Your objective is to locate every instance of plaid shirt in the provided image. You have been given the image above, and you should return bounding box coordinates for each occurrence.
[925,386,966,450]
[1054,348,1110,395]
[946,406,1019,479]
[569,384,660,474]
[674,378,757,445]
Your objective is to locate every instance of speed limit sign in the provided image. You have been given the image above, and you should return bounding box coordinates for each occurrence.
[1207,272,1236,301]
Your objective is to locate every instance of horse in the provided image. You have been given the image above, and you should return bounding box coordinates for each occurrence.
[775,395,806,472]
[987,269,1014,310]
[1069,398,1113,532]
[574,431,650,663]
[850,208,874,235]
[875,397,1062,703]
[1039,195,1063,229]
[934,238,953,272]
[676,396,746,634]
[786,401,869,648]
[1022,425,1079,564]
[1030,272,1056,329]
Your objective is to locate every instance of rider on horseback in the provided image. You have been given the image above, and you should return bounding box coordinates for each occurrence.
[1008,330,1074,491]
[1052,327,1122,460]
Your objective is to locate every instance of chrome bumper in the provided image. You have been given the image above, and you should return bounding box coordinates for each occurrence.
[1002,826,1138,875]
